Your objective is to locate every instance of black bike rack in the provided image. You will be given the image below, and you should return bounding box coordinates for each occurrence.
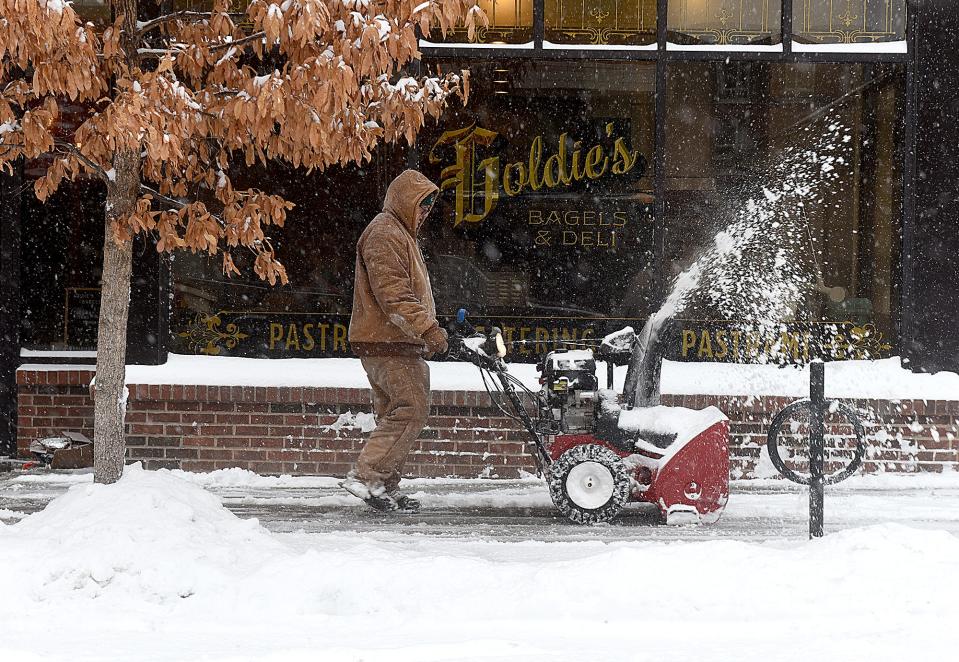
[765,362,867,539]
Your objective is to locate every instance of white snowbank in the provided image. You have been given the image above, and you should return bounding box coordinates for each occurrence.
[2,466,958,661]
[19,353,959,400]
[1,464,281,602]
[662,357,959,400]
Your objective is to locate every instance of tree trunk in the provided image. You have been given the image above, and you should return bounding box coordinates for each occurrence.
[93,150,139,484]
[93,0,140,484]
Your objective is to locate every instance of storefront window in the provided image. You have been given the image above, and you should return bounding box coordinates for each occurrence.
[170,155,401,357]
[20,180,105,350]
[667,0,782,46]
[792,0,906,44]
[425,0,534,45]
[664,62,904,362]
[544,0,657,47]
[419,59,657,356]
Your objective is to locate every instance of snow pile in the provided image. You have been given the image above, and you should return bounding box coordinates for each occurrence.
[618,404,726,442]
[324,410,377,433]
[0,464,282,603]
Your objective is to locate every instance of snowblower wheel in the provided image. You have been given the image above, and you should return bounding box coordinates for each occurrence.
[548,444,631,524]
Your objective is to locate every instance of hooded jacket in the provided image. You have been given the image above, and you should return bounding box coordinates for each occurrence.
[348,169,441,356]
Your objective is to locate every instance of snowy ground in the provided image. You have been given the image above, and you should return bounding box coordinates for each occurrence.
[2,467,959,661]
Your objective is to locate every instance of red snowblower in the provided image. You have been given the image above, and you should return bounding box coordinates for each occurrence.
[448,311,729,525]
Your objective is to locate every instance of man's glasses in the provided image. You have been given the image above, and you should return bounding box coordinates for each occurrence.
[420,193,436,209]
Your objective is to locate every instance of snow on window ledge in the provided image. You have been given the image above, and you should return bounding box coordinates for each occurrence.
[791,40,907,54]
[666,42,784,52]
[20,349,97,358]
[418,40,535,50]
[542,40,658,51]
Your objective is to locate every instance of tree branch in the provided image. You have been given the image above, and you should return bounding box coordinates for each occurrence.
[136,12,213,39]
[140,183,229,230]
[53,139,110,182]
[209,31,266,53]
[140,183,187,209]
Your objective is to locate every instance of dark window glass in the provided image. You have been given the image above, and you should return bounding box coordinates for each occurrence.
[419,59,657,357]
[20,179,105,350]
[170,155,403,357]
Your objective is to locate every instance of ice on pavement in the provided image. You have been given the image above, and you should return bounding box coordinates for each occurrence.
[2,466,959,661]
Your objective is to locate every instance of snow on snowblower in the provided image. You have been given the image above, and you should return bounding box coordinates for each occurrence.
[448,310,729,525]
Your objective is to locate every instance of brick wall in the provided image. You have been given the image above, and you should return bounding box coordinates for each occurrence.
[16,368,959,477]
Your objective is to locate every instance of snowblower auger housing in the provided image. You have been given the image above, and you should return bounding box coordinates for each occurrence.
[448,313,730,525]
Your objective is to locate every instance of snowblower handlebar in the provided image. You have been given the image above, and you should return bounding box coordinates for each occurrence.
[446,310,507,371]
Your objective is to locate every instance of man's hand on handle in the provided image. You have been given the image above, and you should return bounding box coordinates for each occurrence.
[423,326,449,357]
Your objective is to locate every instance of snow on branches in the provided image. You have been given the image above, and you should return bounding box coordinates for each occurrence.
[0,0,482,284]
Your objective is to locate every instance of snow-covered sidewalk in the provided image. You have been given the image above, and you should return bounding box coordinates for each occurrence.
[2,467,959,661]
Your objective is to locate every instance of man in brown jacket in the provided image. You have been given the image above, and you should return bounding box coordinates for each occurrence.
[340,169,448,512]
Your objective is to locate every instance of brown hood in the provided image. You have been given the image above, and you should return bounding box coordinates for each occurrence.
[382,169,439,235]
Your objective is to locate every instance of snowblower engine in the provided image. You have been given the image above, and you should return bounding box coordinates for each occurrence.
[540,350,599,434]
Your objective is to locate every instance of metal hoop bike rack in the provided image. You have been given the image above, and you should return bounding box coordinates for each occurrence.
[766,362,867,538]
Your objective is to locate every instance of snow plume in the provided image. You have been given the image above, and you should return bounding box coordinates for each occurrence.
[651,120,850,362]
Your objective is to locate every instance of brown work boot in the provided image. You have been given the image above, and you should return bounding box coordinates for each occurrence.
[340,473,401,512]
[388,489,421,513]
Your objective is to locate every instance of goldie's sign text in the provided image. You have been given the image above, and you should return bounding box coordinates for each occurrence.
[429,123,641,226]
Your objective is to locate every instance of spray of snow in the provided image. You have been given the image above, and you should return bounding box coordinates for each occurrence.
[644,120,850,363]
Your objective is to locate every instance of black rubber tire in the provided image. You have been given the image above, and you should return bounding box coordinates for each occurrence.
[548,444,631,524]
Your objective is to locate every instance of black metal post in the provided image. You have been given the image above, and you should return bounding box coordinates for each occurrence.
[808,361,826,538]
[533,0,544,49]
[653,0,668,305]
[0,160,22,457]
[899,0,919,366]
[766,364,866,538]
[781,0,793,54]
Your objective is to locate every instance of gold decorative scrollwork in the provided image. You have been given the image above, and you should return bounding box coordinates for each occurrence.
[794,0,906,44]
[547,0,657,46]
[178,313,249,356]
[668,0,780,46]
[588,7,610,22]
[560,27,647,45]
[823,323,894,360]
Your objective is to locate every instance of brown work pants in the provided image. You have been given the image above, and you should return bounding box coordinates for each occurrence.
[354,355,430,492]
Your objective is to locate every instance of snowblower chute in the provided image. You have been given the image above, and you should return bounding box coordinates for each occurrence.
[448,313,731,525]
